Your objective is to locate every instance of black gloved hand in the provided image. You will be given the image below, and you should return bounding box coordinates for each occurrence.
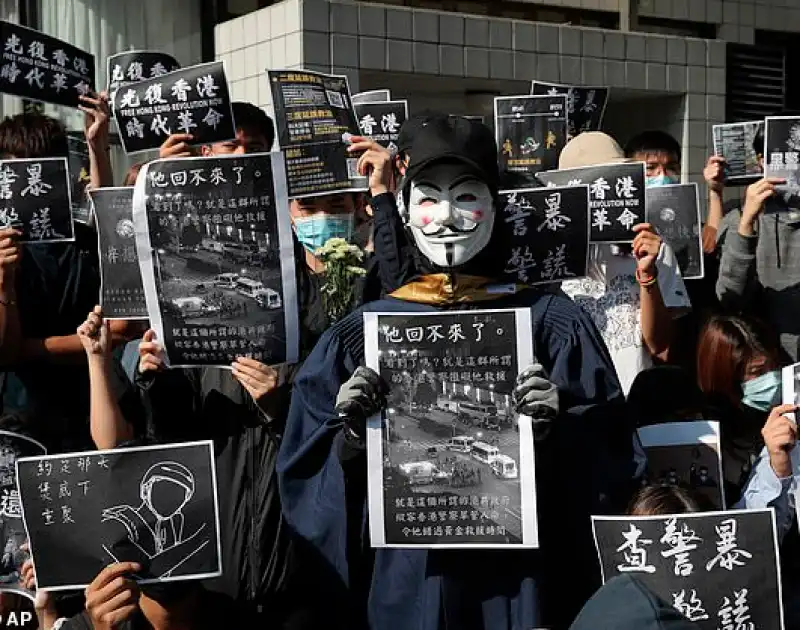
[512,364,559,442]
[335,366,389,443]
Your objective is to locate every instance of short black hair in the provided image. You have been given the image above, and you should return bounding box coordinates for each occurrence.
[624,130,682,162]
[752,125,765,157]
[0,112,69,159]
[231,102,275,148]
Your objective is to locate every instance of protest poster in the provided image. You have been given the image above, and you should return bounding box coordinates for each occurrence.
[494,95,567,182]
[268,69,364,198]
[0,431,45,601]
[112,61,235,155]
[132,152,298,369]
[531,81,609,138]
[90,187,147,320]
[17,441,221,590]
[0,21,95,109]
[538,162,646,243]
[712,121,764,183]
[107,50,181,95]
[67,134,92,224]
[351,89,391,105]
[592,509,784,629]
[365,309,538,549]
[764,116,800,206]
[497,185,590,285]
[354,100,408,153]
[637,421,725,510]
[0,157,74,243]
[645,183,704,280]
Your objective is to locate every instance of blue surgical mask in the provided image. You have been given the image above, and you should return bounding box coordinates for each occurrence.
[741,370,782,412]
[293,214,354,253]
[645,174,680,188]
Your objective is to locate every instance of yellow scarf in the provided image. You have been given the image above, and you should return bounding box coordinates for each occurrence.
[389,274,527,306]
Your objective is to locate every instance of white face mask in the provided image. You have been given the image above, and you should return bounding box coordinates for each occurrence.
[407,164,494,268]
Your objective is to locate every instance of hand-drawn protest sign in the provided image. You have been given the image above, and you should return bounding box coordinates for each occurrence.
[107,51,181,95]
[269,69,364,198]
[90,187,147,320]
[496,185,590,285]
[0,158,74,243]
[637,421,725,509]
[132,153,298,368]
[112,61,235,155]
[354,100,408,154]
[713,121,764,183]
[645,183,704,280]
[17,441,222,591]
[0,431,45,601]
[531,81,609,138]
[592,509,784,630]
[67,134,92,224]
[538,162,646,243]
[0,21,95,109]
[494,95,567,182]
[365,309,538,549]
[764,116,800,206]
[351,89,391,105]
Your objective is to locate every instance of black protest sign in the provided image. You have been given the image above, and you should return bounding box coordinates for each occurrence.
[0,21,95,109]
[531,81,609,138]
[351,89,390,105]
[494,95,567,183]
[67,134,91,224]
[355,100,408,153]
[17,441,221,590]
[538,162,646,243]
[646,183,704,280]
[113,61,235,155]
[107,50,181,94]
[764,116,800,206]
[364,309,539,549]
[713,121,764,183]
[91,188,147,320]
[269,70,363,198]
[0,158,74,243]
[0,431,45,601]
[133,153,299,368]
[592,510,783,630]
[497,185,589,285]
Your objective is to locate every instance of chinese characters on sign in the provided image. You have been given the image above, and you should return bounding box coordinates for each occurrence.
[364,309,539,549]
[0,157,74,243]
[764,116,800,205]
[0,21,95,108]
[497,185,590,285]
[592,510,784,630]
[530,81,609,138]
[112,61,235,154]
[645,183,704,280]
[106,50,180,95]
[354,100,408,155]
[712,121,764,183]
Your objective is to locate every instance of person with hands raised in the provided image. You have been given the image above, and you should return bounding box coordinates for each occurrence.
[0,227,21,363]
[81,562,141,630]
[79,92,113,192]
[762,404,798,480]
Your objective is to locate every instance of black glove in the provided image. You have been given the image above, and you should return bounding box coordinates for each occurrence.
[512,364,559,442]
[335,366,389,443]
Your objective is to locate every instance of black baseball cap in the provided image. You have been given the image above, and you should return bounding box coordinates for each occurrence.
[396,110,449,157]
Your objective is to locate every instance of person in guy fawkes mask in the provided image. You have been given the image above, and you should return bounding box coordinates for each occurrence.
[276,115,632,630]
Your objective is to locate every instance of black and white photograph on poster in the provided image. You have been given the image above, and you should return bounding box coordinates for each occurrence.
[713,121,764,183]
[365,309,539,549]
[497,185,590,285]
[0,431,45,601]
[132,153,299,369]
[355,100,408,154]
[268,69,364,198]
[537,162,646,243]
[0,158,74,243]
[16,441,222,591]
[637,421,725,510]
[494,95,567,184]
[67,134,92,224]
[645,183,704,280]
[591,509,784,630]
[530,81,609,138]
[0,21,95,109]
[107,50,181,95]
[351,89,391,105]
[112,61,235,155]
[90,187,148,321]
[765,116,800,206]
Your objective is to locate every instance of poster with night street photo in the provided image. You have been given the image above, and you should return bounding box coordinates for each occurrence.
[497,185,590,285]
[592,509,784,629]
[17,441,221,590]
[113,61,235,155]
[713,121,764,183]
[365,309,538,549]
[645,182,704,280]
[537,162,646,243]
[0,431,45,601]
[0,21,95,109]
[268,69,365,198]
[531,81,609,138]
[0,157,74,243]
[354,100,408,154]
[67,134,92,224]
[91,187,148,320]
[764,116,800,206]
[351,89,391,105]
[132,152,298,369]
[107,50,181,95]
